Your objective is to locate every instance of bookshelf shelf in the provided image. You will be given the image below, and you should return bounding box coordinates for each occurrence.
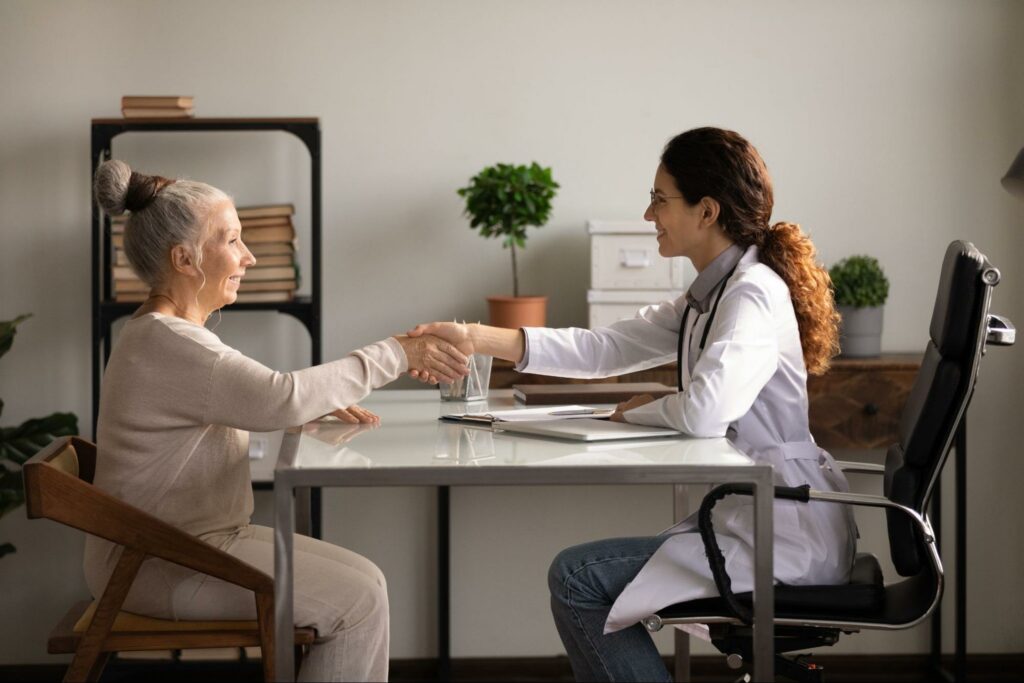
[89,118,323,534]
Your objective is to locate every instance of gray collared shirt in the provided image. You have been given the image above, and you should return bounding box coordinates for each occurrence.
[685,243,746,314]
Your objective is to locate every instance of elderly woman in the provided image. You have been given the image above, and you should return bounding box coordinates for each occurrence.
[87,160,468,682]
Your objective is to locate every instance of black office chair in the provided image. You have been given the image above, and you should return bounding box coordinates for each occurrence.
[642,241,1016,682]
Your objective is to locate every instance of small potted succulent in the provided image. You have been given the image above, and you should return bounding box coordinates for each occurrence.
[829,255,890,357]
[457,162,559,328]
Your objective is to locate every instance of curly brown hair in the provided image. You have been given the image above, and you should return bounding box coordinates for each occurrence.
[661,128,840,375]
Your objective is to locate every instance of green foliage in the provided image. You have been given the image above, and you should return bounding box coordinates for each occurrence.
[457,162,559,296]
[0,314,79,557]
[829,255,890,308]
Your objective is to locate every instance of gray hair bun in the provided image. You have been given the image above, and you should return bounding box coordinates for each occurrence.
[94,159,133,216]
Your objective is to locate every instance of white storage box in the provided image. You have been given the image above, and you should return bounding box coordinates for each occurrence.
[587,289,683,329]
[587,221,694,290]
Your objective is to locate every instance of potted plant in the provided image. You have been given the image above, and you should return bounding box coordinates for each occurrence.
[0,314,78,558]
[457,161,559,328]
[829,255,890,358]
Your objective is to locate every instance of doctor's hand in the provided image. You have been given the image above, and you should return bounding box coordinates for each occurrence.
[609,394,656,423]
[394,333,470,385]
[405,322,474,383]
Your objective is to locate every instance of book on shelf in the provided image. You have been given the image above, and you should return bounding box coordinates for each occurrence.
[114,279,148,294]
[249,253,293,267]
[239,279,298,293]
[235,291,296,303]
[112,265,138,280]
[113,249,130,266]
[121,96,194,109]
[244,265,298,282]
[249,241,295,257]
[241,224,296,243]
[238,216,292,228]
[235,204,294,220]
[511,382,677,405]
[121,107,196,119]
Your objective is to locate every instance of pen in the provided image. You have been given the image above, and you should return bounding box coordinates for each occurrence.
[550,409,600,416]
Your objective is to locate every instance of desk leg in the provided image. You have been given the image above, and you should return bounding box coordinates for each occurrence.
[275,476,297,682]
[438,486,451,681]
[751,471,774,682]
[296,487,311,538]
[672,485,690,683]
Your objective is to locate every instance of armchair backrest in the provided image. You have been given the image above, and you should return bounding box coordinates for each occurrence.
[884,241,999,576]
[23,436,273,594]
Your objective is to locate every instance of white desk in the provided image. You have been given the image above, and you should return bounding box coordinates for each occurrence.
[272,389,776,681]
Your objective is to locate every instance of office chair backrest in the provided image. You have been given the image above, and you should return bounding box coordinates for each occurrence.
[884,241,995,576]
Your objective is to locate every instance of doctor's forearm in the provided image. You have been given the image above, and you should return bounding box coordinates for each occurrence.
[469,324,525,364]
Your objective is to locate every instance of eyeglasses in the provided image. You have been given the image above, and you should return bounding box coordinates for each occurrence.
[649,189,684,209]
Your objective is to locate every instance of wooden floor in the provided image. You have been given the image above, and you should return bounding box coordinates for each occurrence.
[3,653,1022,682]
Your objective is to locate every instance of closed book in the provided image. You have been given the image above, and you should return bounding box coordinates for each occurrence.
[113,249,130,266]
[239,279,298,293]
[239,216,292,228]
[244,265,297,282]
[236,204,294,219]
[250,254,294,267]
[241,224,296,243]
[249,241,295,257]
[112,265,138,280]
[121,107,195,118]
[111,233,124,248]
[121,96,194,109]
[114,292,148,303]
[234,291,295,303]
[114,279,148,293]
[512,382,677,405]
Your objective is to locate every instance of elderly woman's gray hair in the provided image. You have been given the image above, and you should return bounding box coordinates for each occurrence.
[93,160,231,287]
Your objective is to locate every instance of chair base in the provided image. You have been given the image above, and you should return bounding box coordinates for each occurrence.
[710,624,840,683]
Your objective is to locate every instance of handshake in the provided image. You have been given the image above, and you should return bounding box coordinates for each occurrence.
[392,321,480,385]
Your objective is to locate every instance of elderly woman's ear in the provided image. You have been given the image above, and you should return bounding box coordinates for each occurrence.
[170,245,197,276]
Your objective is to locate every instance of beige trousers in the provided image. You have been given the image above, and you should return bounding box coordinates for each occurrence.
[104,525,389,682]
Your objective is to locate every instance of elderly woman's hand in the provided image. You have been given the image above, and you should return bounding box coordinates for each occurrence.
[328,405,381,425]
[394,333,470,385]
[405,322,474,383]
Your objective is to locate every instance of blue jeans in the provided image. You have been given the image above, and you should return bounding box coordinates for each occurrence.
[548,536,672,682]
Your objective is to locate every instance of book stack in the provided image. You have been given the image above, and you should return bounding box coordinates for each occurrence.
[236,204,299,303]
[110,216,146,302]
[109,203,299,303]
[121,96,195,119]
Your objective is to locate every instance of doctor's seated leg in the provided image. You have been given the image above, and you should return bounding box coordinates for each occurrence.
[548,537,671,683]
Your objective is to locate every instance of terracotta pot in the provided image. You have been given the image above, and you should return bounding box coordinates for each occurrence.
[487,296,547,329]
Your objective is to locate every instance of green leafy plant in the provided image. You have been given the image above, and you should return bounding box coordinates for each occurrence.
[0,314,78,558]
[457,162,559,297]
[829,256,890,308]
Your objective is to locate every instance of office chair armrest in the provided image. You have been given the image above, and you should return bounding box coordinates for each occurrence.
[834,461,885,474]
[697,483,811,625]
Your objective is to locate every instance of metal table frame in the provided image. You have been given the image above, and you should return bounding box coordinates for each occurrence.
[271,427,776,681]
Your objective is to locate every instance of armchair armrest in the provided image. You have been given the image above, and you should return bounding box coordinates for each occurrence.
[23,459,273,594]
[834,461,885,475]
[696,485,942,627]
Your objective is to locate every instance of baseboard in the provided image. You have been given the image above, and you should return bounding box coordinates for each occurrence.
[2,653,1021,682]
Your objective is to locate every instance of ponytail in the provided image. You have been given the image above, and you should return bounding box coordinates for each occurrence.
[758,222,840,375]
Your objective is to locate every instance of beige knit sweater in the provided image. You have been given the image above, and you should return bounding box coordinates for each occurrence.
[83,312,407,606]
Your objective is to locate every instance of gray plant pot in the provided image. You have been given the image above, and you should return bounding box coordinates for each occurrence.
[838,305,884,358]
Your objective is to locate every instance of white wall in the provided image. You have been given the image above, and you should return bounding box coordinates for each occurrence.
[1,0,1023,664]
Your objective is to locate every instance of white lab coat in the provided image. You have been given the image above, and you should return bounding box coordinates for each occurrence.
[520,246,856,633]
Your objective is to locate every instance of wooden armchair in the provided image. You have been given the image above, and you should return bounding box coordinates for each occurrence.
[23,436,314,682]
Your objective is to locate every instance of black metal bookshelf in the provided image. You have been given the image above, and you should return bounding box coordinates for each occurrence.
[89,117,322,533]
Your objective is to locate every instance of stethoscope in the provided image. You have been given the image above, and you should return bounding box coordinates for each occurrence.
[676,265,738,390]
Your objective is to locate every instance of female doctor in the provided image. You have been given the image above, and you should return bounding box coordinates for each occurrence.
[408,127,856,681]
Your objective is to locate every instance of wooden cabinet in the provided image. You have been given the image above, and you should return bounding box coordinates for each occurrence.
[806,354,921,449]
[491,354,921,450]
